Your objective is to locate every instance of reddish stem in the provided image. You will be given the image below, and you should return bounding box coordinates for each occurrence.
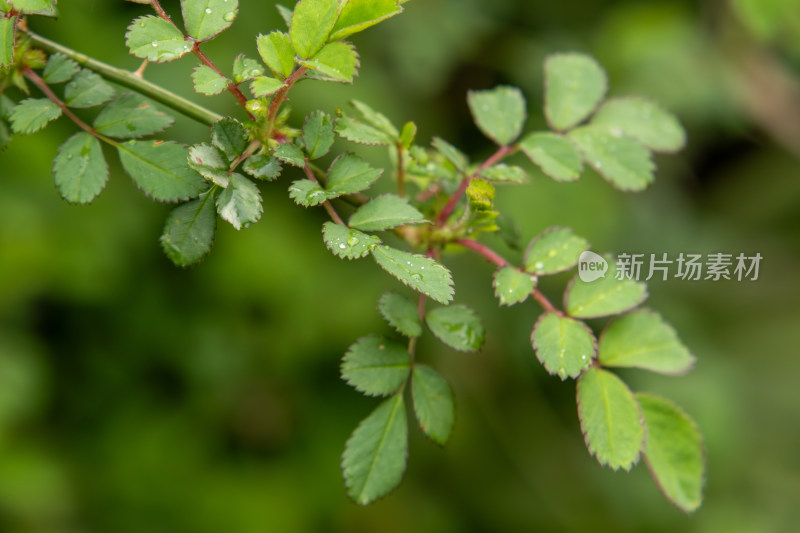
[303,160,345,226]
[192,44,254,120]
[396,144,406,197]
[267,67,308,123]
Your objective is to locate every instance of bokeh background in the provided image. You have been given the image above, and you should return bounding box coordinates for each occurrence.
[1,0,800,531]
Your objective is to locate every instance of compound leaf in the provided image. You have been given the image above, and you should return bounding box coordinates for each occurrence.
[348,194,427,232]
[341,335,411,397]
[467,85,526,146]
[93,92,175,139]
[329,0,403,41]
[532,312,595,379]
[192,64,228,95]
[545,53,607,131]
[216,173,262,230]
[591,97,686,153]
[524,226,590,275]
[372,245,454,305]
[565,256,648,318]
[412,364,455,445]
[303,110,335,160]
[181,0,239,41]
[325,153,382,196]
[9,98,61,134]
[493,266,535,306]
[117,140,207,202]
[519,132,583,182]
[289,0,342,59]
[426,305,484,352]
[160,189,217,267]
[257,31,295,79]
[322,222,381,259]
[377,291,422,338]
[52,132,108,204]
[568,126,655,192]
[125,15,191,63]
[64,70,115,108]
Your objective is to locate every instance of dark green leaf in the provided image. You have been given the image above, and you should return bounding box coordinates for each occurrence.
[64,70,115,108]
[341,335,411,397]
[329,0,403,41]
[467,85,526,146]
[592,97,686,153]
[93,92,175,139]
[520,132,583,182]
[377,291,422,338]
[545,53,607,131]
[531,312,596,379]
[325,153,382,196]
[125,15,192,63]
[348,194,427,232]
[117,140,207,202]
[303,110,335,159]
[289,0,342,59]
[524,226,590,275]
[256,31,295,79]
[181,0,239,41]
[322,222,381,259]
[371,245,454,305]
[160,189,217,267]
[568,126,655,191]
[192,64,228,95]
[52,132,108,204]
[211,117,248,162]
[216,173,262,230]
[9,98,61,134]
[412,365,454,445]
[493,266,534,306]
[426,305,484,352]
[243,154,281,181]
[274,143,306,167]
[300,42,359,83]
[43,53,80,84]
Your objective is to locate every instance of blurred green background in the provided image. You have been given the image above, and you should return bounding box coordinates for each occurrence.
[1,0,799,531]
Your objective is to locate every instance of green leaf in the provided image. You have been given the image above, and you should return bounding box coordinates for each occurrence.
[524,226,590,275]
[341,335,411,397]
[9,98,61,134]
[274,143,306,167]
[250,76,284,97]
[479,163,527,183]
[432,137,468,173]
[232,54,264,84]
[467,85,526,146]
[276,4,293,28]
[52,132,108,204]
[493,266,534,306]
[243,154,281,181]
[191,64,228,95]
[181,0,238,41]
[42,53,80,84]
[303,110,334,159]
[117,140,208,202]
[592,97,686,154]
[0,17,16,69]
[300,41,359,83]
[377,291,422,338]
[211,117,248,162]
[216,173,262,230]
[544,53,607,131]
[371,246,454,305]
[519,132,583,182]
[426,305,484,352]
[325,153,382,196]
[125,15,192,63]
[335,115,394,146]
[565,256,648,318]
[289,0,342,59]
[568,127,655,192]
[342,394,408,505]
[160,190,218,267]
[289,179,328,207]
[598,309,695,375]
[637,394,705,513]
[577,367,645,470]
[329,0,403,41]
[350,100,399,138]
[188,143,230,187]
[411,365,454,445]
[348,194,427,231]
[322,222,380,259]
[7,0,55,14]
[399,121,416,148]
[256,31,295,79]
[64,70,115,109]
[93,92,175,139]
[531,312,595,379]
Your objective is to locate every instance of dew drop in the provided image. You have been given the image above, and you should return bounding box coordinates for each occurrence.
[338,243,346,249]
[347,237,359,246]
[411,273,422,281]
[558,368,567,380]
[223,11,235,22]
[151,42,158,47]
[581,354,588,360]
[535,261,544,270]
[205,8,212,14]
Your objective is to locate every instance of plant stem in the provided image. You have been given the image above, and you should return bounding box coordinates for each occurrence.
[191,43,255,121]
[303,160,345,226]
[268,67,308,123]
[22,30,223,126]
[396,144,406,197]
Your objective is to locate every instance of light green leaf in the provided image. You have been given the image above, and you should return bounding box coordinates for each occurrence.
[377,291,422,338]
[399,121,416,148]
[348,194,427,231]
[479,164,527,183]
[544,53,607,131]
[117,140,208,202]
[7,0,55,14]
[300,41,358,83]
[432,137,468,172]
[350,100,399,138]
[426,305,484,352]
[329,0,403,41]
[275,143,306,167]
[42,53,80,84]
[1,17,16,69]
[637,394,705,513]
[181,0,239,41]
[188,143,230,187]
[276,4,293,27]
[93,93,175,139]
[335,115,394,146]
[371,246,454,305]
[211,117,248,162]
[592,97,686,153]
[342,394,408,506]
[577,367,644,470]
[568,126,655,192]
[9,98,61,134]
[250,76,284,97]
[467,85,526,146]
[191,64,228,95]
[160,190,217,267]
[322,222,381,259]
[412,365,454,445]
[524,226,590,275]
[303,110,334,159]
[232,54,264,84]
[64,70,115,109]
[326,153,382,196]
[565,256,648,318]
[216,173,262,230]
[243,154,281,181]
[289,0,342,59]
[519,132,583,182]
[599,309,695,375]
[289,179,327,207]
[256,31,295,79]
[341,335,411,397]
[52,132,108,204]
[532,312,595,379]
[125,15,192,63]
[493,266,534,306]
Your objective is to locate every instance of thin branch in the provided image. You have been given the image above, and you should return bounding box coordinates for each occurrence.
[396,144,406,196]
[303,160,345,226]
[268,67,308,123]
[191,44,255,120]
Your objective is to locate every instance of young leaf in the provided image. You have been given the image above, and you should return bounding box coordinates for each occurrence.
[289,179,328,207]
[125,15,192,63]
[426,305,484,352]
[479,164,527,183]
[531,312,595,379]
[565,257,648,318]
[211,117,248,162]
[348,194,427,232]
[335,115,394,146]
[432,137,468,173]
[377,291,422,338]
[325,153,383,196]
[303,110,334,160]
[243,154,281,181]
[274,143,306,167]
[232,54,264,84]
[412,365,455,445]
[192,65,228,95]
[519,132,583,182]
[289,0,342,59]
[577,367,645,471]
[598,309,695,375]
[524,226,590,275]
[493,266,534,306]
[341,335,411,397]
[9,98,61,134]
[300,41,359,83]
[93,93,175,139]
[256,31,295,79]
[160,189,218,267]
[42,53,80,84]
[0,17,16,69]
[117,140,208,202]
[250,76,284,97]
[544,53,607,131]
[188,143,230,187]
[52,132,108,204]
[637,393,705,513]
[467,86,526,146]
[399,121,416,148]
[371,246,454,305]
[591,97,686,153]
[216,173,262,230]
[342,393,408,505]
[329,0,403,41]
[64,70,115,108]
[181,0,239,41]
[322,222,381,259]
[568,127,655,191]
